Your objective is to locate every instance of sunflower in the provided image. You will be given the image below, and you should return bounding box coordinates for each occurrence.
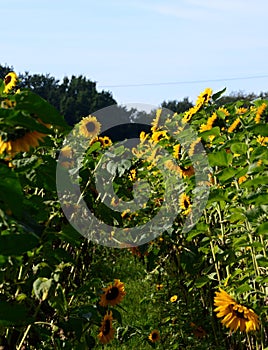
[148,329,160,343]
[199,112,217,133]
[189,137,201,157]
[3,72,18,94]
[164,160,182,176]
[256,135,268,146]
[140,131,149,143]
[99,279,126,307]
[228,118,241,133]
[60,145,75,168]
[218,107,230,117]
[156,284,164,291]
[98,311,115,344]
[179,193,192,215]
[151,130,168,143]
[99,136,112,147]
[236,107,248,115]
[214,288,260,333]
[61,145,73,158]
[170,295,178,303]
[255,103,267,124]
[0,130,47,156]
[128,169,137,181]
[182,106,199,123]
[181,165,195,178]
[173,143,181,159]
[79,115,101,138]
[195,88,213,109]
[151,108,162,132]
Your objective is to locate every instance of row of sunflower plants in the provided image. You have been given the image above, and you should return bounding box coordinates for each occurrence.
[0,73,130,349]
[121,89,268,349]
[0,72,267,349]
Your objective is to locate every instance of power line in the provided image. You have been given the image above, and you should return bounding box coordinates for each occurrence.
[98,74,268,88]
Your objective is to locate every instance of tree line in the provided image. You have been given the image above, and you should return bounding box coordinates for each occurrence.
[1,64,267,128]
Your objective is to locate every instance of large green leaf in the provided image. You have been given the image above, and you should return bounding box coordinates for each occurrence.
[0,301,32,326]
[0,164,23,218]
[15,91,68,128]
[0,233,39,256]
[208,150,231,167]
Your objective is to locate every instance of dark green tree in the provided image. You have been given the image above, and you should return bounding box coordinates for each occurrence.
[161,97,194,114]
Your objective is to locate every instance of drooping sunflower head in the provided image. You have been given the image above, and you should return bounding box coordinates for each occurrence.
[214,288,260,333]
[79,115,101,138]
[0,128,48,157]
[98,311,115,344]
[99,279,126,307]
[148,329,160,343]
[3,72,18,94]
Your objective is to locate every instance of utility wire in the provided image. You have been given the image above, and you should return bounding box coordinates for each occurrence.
[98,74,268,88]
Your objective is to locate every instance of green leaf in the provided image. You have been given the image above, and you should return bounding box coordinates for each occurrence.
[212,88,226,101]
[251,123,268,136]
[230,142,248,155]
[15,91,68,128]
[245,193,268,205]
[0,233,39,256]
[207,189,230,204]
[208,150,231,166]
[0,301,32,326]
[195,276,210,288]
[0,164,23,218]
[257,222,268,236]
[241,176,268,188]
[218,168,237,182]
[235,284,251,294]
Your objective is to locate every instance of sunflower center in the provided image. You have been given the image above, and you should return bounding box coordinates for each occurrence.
[7,128,29,141]
[4,76,12,85]
[183,199,190,209]
[106,287,119,300]
[152,332,158,339]
[86,122,96,132]
[233,309,247,320]
[103,320,111,335]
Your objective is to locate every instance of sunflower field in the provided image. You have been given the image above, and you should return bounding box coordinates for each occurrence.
[0,72,267,349]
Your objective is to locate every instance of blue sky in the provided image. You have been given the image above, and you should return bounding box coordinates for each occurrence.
[2,0,268,107]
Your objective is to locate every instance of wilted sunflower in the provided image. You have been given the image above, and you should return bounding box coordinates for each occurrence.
[214,288,260,333]
[98,311,115,344]
[79,115,101,138]
[148,329,160,343]
[3,72,18,94]
[99,279,126,307]
[179,193,192,215]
